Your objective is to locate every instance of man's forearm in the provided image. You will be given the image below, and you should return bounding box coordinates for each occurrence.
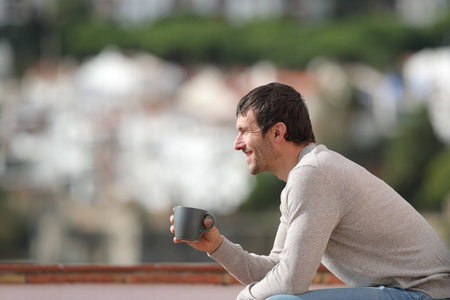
[209,236,279,285]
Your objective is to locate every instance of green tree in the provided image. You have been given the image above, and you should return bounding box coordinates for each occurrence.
[380,109,446,210]
[0,190,29,260]
[415,149,450,211]
[239,172,285,212]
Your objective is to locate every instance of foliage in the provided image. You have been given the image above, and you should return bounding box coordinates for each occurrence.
[239,172,285,212]
[0,16,44,74]
[70,12,450,69]
[415,149,450,210]
[60,13,427,69]
[3,10,447,75]
[0,190,29,260]
[380,109,446,210]
[428,10,450,45]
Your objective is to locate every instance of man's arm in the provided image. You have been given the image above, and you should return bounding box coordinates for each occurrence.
[170,212,283,285]
[169,167,341,299]
[237,167,341,299]
[208,219,287,285]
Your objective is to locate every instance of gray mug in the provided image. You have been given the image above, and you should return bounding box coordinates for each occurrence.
[173,206,216,242]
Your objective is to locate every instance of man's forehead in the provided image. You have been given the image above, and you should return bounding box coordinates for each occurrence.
[236,110,258,129]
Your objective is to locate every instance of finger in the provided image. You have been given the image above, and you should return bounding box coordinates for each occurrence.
[170,225,174,233]
[170,215,174,223]
[173,237,185,244]
[203,218,212,227]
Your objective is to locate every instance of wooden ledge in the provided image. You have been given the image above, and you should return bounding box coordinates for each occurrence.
[0,263,343,285]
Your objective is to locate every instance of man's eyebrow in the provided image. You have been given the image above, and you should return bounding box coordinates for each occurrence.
[237,125,261,133]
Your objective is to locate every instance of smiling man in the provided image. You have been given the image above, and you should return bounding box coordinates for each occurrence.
[170,82,450,300]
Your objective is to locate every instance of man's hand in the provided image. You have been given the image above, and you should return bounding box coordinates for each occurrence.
[170,211,223,255]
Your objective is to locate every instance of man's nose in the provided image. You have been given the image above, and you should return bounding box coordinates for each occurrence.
[234,134,244,151]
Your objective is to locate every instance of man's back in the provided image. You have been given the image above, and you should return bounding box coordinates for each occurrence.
[293,144,450,298]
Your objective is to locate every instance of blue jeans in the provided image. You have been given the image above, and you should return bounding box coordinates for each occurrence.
[265,286,446,300]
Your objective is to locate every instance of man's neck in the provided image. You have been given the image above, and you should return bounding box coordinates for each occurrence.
[274,142,308,182]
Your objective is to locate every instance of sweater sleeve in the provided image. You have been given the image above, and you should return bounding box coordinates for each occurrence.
[241,167,342,299]
[208,218,286,285]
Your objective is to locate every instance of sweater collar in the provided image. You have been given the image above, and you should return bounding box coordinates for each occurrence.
[298,143,316,163]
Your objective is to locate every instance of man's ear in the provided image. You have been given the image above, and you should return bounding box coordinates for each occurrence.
[273,123,287,143]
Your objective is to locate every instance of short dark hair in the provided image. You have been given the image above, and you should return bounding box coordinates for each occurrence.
[236,82,315,144]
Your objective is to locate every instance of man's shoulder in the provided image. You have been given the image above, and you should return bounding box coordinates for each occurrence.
[288,144,366,188]
[292,144,342,172]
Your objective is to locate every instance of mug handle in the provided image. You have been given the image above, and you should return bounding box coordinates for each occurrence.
[199,212,215,234]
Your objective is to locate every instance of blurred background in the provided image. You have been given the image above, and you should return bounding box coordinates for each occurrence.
[0,0,449,264]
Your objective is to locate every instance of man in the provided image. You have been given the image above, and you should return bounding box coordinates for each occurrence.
[169,83,450,299]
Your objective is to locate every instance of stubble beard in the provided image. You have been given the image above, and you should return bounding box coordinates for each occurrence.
[248,140,278,176]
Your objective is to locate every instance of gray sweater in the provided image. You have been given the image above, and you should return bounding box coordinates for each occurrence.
[210,144,450,300]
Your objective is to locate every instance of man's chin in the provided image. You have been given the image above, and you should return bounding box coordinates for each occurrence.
[249,166,261,175]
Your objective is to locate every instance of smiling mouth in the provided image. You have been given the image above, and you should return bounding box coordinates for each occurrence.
[244,150,253,162]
